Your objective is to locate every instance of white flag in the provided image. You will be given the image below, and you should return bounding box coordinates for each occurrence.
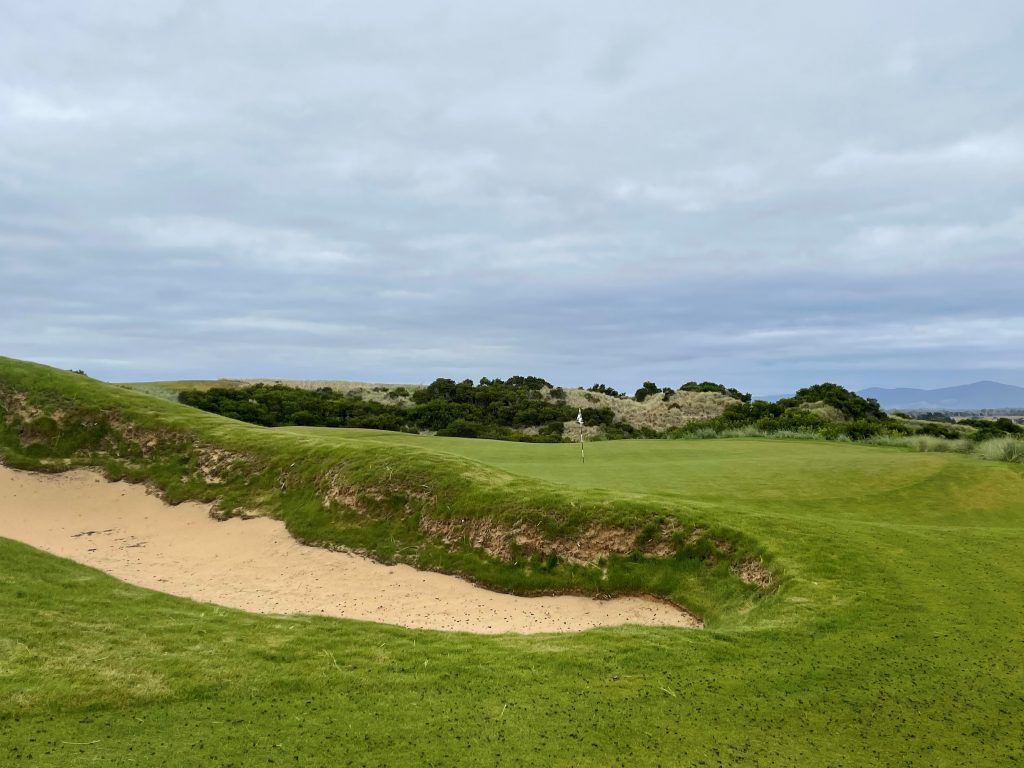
[577,408,584,425]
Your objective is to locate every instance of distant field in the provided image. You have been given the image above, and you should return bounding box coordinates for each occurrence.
[3,360,1024,766]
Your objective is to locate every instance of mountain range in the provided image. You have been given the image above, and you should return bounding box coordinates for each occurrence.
[857,381,1024,411]
[756,381,1024,410]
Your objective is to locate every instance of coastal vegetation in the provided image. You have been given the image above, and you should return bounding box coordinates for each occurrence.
[170,375,1024,462]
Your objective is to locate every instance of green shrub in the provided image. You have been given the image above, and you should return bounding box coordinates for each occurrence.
[634,381,660,402]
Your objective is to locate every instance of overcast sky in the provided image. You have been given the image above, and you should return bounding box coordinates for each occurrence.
[2,1,1022,392]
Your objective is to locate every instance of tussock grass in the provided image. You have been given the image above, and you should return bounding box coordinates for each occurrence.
[976,435,1024,463]
[675,425,825,441]
[863,434,973,453]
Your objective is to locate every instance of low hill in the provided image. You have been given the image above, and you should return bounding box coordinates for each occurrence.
[558,386,742,436]
[859,380,1024,410]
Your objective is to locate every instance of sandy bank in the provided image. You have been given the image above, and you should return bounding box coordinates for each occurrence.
[0,466,699,633]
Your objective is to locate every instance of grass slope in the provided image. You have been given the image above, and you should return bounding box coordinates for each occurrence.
[2,360,1023,765]
[0,358,764,621]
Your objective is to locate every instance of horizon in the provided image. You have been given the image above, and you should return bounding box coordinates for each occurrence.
[3,2,1023,391]
[94,366,1024,396]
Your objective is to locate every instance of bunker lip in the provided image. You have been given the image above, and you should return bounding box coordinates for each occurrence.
[0,466,701,634]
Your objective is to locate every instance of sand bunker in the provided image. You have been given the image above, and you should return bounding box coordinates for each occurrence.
[0,466,699,633]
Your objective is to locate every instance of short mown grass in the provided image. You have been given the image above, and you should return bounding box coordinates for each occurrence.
[2,358,1023,766]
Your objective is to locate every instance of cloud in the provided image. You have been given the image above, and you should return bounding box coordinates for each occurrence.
[817,133,1024,177]
[0,87,92,123]
[834,207,1024,273]
[2,1,1024,390]
[608,164,762,213]
[117,217,359,271]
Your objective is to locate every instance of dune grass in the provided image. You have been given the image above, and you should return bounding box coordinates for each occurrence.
[2,360,1024,765]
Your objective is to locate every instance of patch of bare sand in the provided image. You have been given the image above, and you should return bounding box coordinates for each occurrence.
[0,466,699,634]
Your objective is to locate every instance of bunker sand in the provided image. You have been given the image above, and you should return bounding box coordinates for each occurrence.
[0,467,699,633]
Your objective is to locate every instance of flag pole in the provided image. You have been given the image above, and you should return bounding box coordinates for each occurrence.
[577,408,585,464]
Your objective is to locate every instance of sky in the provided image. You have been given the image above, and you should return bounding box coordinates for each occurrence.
[2,1,1023,393]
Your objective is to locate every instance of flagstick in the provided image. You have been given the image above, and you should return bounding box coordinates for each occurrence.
[578,410,585,464]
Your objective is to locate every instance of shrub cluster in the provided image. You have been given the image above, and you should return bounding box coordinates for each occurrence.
[179,377,576,442]
[587,383,625,398]
[678,381,752,402]
[958,417,1024,441]
[633,381,661,402]
[667,383,890,440]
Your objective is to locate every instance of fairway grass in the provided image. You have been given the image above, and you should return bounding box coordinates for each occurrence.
[2,360,1024,765]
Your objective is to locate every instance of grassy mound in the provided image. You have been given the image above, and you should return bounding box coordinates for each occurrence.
[0,357,768,623]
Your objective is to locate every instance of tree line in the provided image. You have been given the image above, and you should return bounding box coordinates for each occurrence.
[179,377,626,442]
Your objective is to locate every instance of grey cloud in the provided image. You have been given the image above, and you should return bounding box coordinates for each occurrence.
[2,1,1023,392]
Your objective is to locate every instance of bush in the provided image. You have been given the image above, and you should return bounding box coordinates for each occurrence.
[634,382,660,402]
[588,383,624,398]
[679,381,751,402]
[179,376,578,442]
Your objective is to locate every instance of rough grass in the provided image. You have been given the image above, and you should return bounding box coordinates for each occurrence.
[975,435,1024,463]
[670,424,1024,465]
[560,386,740,433]
[3,418,1023,764]
[863,433,973,453]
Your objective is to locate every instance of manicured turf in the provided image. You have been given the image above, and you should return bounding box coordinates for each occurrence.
[2,364,1023,765]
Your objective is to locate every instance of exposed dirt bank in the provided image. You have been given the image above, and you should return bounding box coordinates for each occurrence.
[0,466,700,634]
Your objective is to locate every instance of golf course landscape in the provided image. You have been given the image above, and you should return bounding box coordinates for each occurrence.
[2,357,1022,766]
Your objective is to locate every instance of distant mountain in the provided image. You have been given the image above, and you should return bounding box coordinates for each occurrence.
[858,381,1024,411]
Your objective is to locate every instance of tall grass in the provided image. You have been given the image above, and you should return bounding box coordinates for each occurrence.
[975,435,1024,463]
[677,425,824,440]
[862,434,973,453]
[672,423,1024,465]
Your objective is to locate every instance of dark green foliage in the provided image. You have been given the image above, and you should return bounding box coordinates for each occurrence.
[581,407,615,426]
[679,380,752,402]
[588,383,624,398]
[785,383,886,421]
[179,384,406,430]
[912,411,956,423]
[914,421,964,439]
[180,376,576,442]
[634,381,661,402]
[960,417,1024,441]
[668,383,897,440]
